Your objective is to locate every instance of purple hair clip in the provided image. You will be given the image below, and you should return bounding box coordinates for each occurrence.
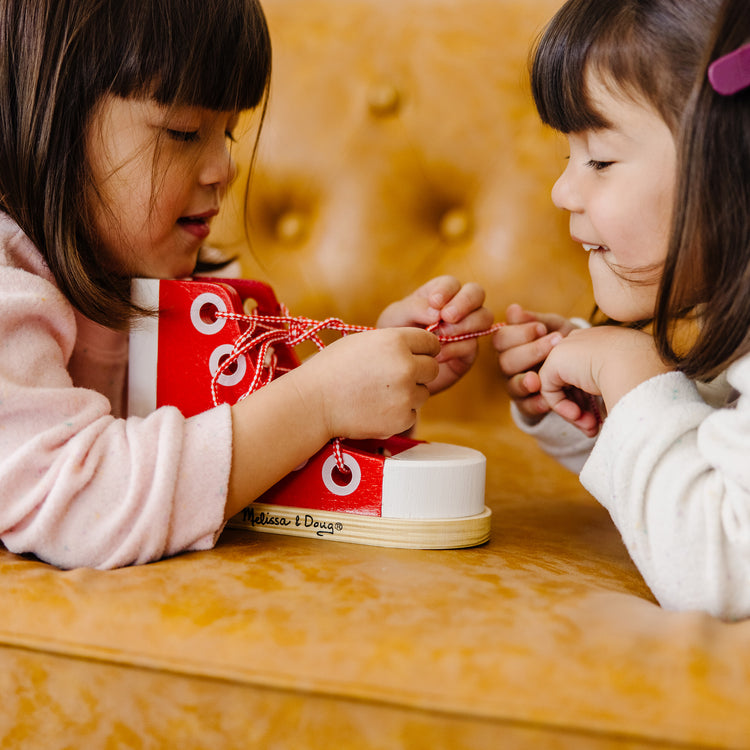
[708,42,750,96]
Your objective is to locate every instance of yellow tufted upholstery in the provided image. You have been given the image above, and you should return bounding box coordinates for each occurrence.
[210,0,593,423]
[2,1,750,747]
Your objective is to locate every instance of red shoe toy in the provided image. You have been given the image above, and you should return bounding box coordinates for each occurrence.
[129,277,491,549]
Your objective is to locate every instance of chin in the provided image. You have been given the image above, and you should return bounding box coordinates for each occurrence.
[595,302,653,324]
[162,256,201,280]
[593,282,656,323]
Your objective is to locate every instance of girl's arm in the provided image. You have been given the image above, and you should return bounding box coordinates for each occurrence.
[582,364,750,620]
[540,326,750,619]
[225,327,440,520]
[538,325,671,436]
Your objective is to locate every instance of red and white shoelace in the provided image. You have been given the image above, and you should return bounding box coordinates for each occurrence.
[212,306,504,473]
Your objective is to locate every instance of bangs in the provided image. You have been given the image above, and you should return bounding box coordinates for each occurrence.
[108,0,271,112]
[530,0,719,136]
[530,0,619,133]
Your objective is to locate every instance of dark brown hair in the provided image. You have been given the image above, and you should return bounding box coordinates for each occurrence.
[655,0,750,380]
[0,0,271,328]
[530,0,721,136]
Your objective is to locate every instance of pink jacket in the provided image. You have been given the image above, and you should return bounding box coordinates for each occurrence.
[0,213,232,569]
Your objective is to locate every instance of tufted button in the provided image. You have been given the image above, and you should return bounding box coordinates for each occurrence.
[438,207,472,243]
[275,210,307,244]
[367,83,401,117]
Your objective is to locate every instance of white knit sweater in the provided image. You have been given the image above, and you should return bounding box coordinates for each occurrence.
[514,360,750,620]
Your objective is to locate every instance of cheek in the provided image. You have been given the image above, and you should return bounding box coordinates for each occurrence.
[642,152,677,257]
[605,191,669,268]
[637,183,674,265]
[146,162,192,217]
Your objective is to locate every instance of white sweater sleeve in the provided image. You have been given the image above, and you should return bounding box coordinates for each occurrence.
[580,360,750,620]
[511,403,598,474]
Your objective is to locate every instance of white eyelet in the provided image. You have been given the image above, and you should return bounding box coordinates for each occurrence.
[209,344,247,387]
[190,292,227,335]
[321,453,361,496]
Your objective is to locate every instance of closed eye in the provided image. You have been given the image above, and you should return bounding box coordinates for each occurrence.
[586,159,614,171]
[166,129,200,143]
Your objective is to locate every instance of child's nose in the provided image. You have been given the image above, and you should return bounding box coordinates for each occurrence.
[551,163,582,213]
[200,141,238,191]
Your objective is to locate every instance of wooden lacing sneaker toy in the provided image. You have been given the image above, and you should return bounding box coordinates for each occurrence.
[128,277,499,549]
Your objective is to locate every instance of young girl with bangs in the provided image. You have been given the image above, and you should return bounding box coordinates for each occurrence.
[492,0,750,619]
[0,0,492,570]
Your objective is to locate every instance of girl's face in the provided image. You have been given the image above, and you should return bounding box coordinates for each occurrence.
[86,95,239,279]
[551,74,677,322]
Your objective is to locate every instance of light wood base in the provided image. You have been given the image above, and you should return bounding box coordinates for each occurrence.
[228,503,492,549]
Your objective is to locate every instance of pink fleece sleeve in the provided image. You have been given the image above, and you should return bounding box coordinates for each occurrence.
[0,249,233,570]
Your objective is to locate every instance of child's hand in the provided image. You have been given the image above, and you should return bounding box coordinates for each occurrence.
[493,303,577,424]
[538,326,671,437]
[226,327,440,518]
[376,276,494,394]
[297,327,441,440]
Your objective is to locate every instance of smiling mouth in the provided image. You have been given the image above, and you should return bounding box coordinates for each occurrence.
[582,243,608,253]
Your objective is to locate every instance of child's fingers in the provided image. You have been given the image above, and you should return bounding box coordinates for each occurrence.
[398,328,442,385]
[549,400,600,438]
[505,370,550,421]
[506,370,542,400]
[507,371,551,423]
[415,351,441,386]
[378,277,491,331]
[506,304,576,336]
[402,326,442,357]
[433,305,496,371]
[493,320,547,353]
[424,275,462,308]
[377,278,457,329]
[539,365,600,438]
[436,282,486,323]
[505,303,539,325]
[434,305,495,340]
[544,388,595,431]
[435,337,478,366]
[496,329,560,377]
[517,393,552,421]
